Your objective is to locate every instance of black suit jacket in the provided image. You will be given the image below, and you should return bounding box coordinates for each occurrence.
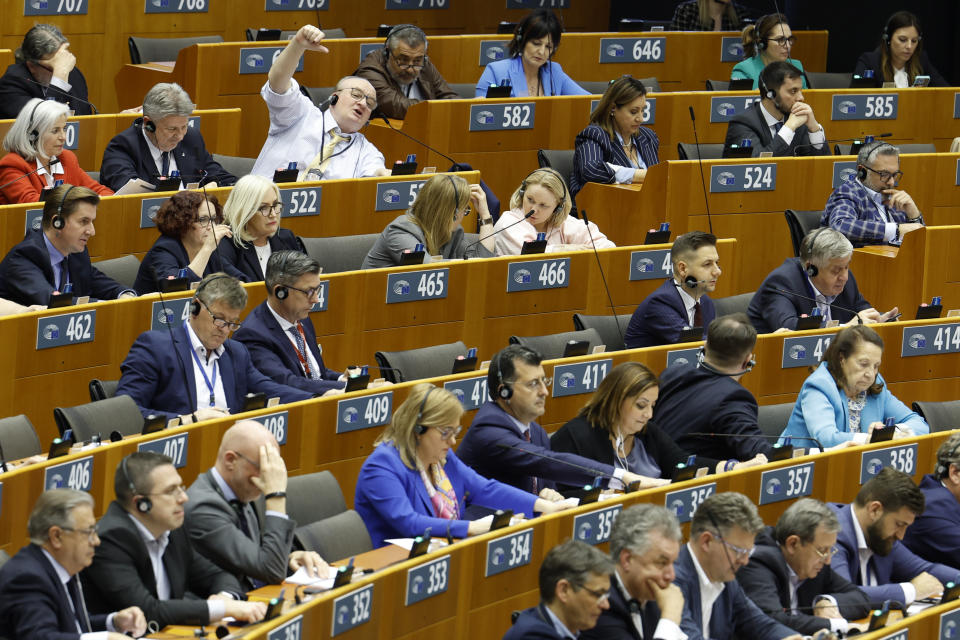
[0,62,92,119]
[0,543,109,639]
[216,229,305,282]
[82,501,244,629]
[133,233,249,294]
[724,102,831,157]
[854,48,947,88]
[99,120,235,191]
[0,229,128,305]
[581,576,662,640]
[736,527,871,635]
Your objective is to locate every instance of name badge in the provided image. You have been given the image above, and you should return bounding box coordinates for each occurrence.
[719,37,744,62]
[45,456,93,491]
[781,335,832,369]
[405,555,450,606]
[629,249,672,280]
[443,375,488,411]
[469,103,535,132]
[552,360,612,397]
[832,161,858,187]
[331,585,373,636]
[709,96,761,123]
[150,300,191,331]
[860,444,917,484]
[336,392,392,433]
[24,0,88,15]
[831,94,898,120]
[375,180,427,211]
[138,433,189,468]
[266,0,328,11]
[485,528,533,577]
[140,197,169,229]
[710,163,777,193]
[901,324,960,356]
[665,483,716,523]
[250,411,289,445]
[665,347,699,368]
[239,47,303,74]
[279,187,322,217]
[506,258,569,292]
[267,615,302,640]
[144,0,208,13]
[759,462,814,505]
[386,268,448,304]
[478,40,510,66]
[599,37,666,64]
[37,310,95,350]
[573,505,621,545]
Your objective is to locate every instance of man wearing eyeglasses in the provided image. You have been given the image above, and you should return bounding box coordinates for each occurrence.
[737,499,870,636]
[234,251,353,396]
[354,23,458,120]
[116,272,314,423]
[822,141,925,247]
[83,452,266,630]
[673,492,800,640]
[0,488,147,639]
[252,24,390,182]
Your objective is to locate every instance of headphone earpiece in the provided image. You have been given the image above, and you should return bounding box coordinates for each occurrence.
[936,439,960,480]
[143,118,156,133]
[26,99,43,144]
[189,274,234,318]
[518,168,568,216]
[802,226,828,278]
[189,297,201,316]
[857,165,867,181]
[121,456,153,514]
[805,263,819,278]
[495,350,513,400]
[275,285,289,300]
[51,184,76,230]
[329,93,338,107]
[415,387,435,435]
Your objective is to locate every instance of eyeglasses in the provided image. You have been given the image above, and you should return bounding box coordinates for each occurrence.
[284,283,323,300]
[256,202,284,217]
[510,377,553,391]
[718,537,755,559]
[195,216,215,226]
[862,164,904,183]
[147,484,188,498]
[340,87,378,111]
[62,525,99,542]
[578,584,611,605]
[393,56,426,71]
[768,36,796,47]
[233,451,260,470]
[430,425,463,440]
[813,545,839,560]
[198,298,243,331]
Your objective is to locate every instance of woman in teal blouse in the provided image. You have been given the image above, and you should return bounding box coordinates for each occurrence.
[731,13,806,89]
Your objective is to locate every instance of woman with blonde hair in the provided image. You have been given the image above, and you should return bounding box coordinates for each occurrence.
[731,13,807,89]
[497,167,614,255]
[361,173,494,268]
[354,383,571,547]
[218,174,304,281]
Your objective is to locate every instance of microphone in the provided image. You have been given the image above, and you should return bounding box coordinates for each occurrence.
[580,209,625,349]
[495,442,622,489]
[24,77,99,114]
[793,132,892,156]
[377,114,466,171]
[0,155,59,193]
[463,209,535,255]
[771,286,863,325]
[317,92,339,110]
[149,265,198,424]
[682,275,711,289]
[688,106,714,235]
[686,431,825,453]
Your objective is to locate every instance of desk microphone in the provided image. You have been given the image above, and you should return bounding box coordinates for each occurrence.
[0,155,59,193]
[792,132,892,156]
[496,442,620,489]
[149,265,198,424]
[463,209,535,255]
[771,286,863,325]
[24,77,99,114]
[686,431,825,453]
[377,114,466,171]
[580,209,625,348]
[688,106,714,234]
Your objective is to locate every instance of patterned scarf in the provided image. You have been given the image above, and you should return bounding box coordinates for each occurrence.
[419,463,459,520]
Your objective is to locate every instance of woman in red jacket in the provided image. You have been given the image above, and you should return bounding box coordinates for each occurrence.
[0,97,111,204]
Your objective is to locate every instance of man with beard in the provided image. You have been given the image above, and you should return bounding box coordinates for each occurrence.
[829,467,959,604]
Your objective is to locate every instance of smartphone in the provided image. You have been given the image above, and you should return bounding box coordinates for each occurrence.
[912,75,930,87]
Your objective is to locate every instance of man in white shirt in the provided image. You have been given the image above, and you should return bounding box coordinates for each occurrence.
[252,24,390,181]
[0,489,146,639]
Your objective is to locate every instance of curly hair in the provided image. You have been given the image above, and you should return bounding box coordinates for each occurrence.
[154,190,222,238]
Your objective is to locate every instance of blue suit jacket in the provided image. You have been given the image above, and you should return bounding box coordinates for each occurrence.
[474,56,588,98]
[216,228,305,282]
[99,120,235,191]
[570,123,660,198]
[723,102,830,158]
[456,401,617,495]
[133,234,249,294]
[232,300,344,395]
[0,228,129,305]
[822,178,923,247]
[0,543,109,639]
[503,604,568,639]
[747,258,872,333]
[624,278,715,349]
[354,442,537,548]
[902,474,960,571]
[115,323,314,420]
[674,545,794,640]
[828,502,959,603]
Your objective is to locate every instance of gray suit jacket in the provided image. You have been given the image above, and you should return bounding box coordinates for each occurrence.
[724,102,830,157]
[185,470,296,590]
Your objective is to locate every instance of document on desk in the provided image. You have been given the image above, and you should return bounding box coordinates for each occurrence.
[114,179,157,195]
[285,565,338,587]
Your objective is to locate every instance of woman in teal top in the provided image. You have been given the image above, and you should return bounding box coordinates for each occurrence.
[731,13,807,89]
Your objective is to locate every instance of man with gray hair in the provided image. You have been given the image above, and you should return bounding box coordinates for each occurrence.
[673,492,800,640]
[747,227,893,333]
[902,433,960,568]
[116,272,313,422]
[581,504,686,640]
[737,498,870,635]
[822,141,924,247]
[0,488,146,638]
[100,82,235,191]
[504,539,614,639]
[354,23,458,120]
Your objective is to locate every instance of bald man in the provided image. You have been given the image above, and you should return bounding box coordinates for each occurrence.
[184,421,328,589]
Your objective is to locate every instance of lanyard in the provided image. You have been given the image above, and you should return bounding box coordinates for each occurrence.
[188,343,219,407]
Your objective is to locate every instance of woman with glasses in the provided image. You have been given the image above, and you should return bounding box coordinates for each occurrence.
[731,13,807,89]
[354,383,572,548]
[854,11,946,88]
[362,173,495,269]
[133,190,248,294]
[218,174,305,281]
[473,9,588,98]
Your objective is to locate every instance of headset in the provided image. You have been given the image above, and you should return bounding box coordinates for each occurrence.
[517,168,568,217]
[51,184,76,230]
[495,350,513,400]
[856,141,892,182]
[27,98,44,144]
[189,274,236,317]
[121,456,152,513]
[271,251,296,300]
[935,437,960,480]
[383,23,425,60]
[802,226,830,278]
[445,174,461,221]
[142,117,156,133]
[758,73,776,101]
[697,346,756,376]
[414,386,435,435]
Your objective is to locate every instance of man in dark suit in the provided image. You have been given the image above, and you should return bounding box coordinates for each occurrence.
[673,492,798,640]
[82,452,267,629]
[0,489,145,639]
[625,231,719,349]
[115,272,314,422]
[504,539,613,639]
[903,433,960,567]
[185,420,328,590]
[829,467,959,605]
[653,314,773,466]
[99,82,234,191]
[0,184,136,306]
[737,498,870,635]
[748,227,890,333]
[723,60,829,157]
[582,504,686,640]
[0,24,93,119]
[457,345,655,502]
[233,251,349,396]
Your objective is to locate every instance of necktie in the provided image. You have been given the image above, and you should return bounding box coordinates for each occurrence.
[230,499,252,539]
[303,130,346,179]
[774,121,784,135]
[523,430,538,495]
[160,151,170,177]
[289,324,318,379]
[693,301,703,327]
[59,260,70,292]
[68,575,91,633]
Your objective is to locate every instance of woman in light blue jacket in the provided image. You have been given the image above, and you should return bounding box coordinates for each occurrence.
[780,325,928,448]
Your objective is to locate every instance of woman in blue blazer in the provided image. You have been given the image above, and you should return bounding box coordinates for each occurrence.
[570,76,660,199]
[354,383,569,548]
[219,174,304,282]
[474,9,588,98]
[780,325,928,448]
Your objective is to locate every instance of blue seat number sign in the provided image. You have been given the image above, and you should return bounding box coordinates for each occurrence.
[138,433,189,468]
[478,40,510,66]
[759,462,814,505]
[239,47,303,74]
[486,528,533,577]
[45,456,93,491]
[375,180,427,211]
[629,249,672,280]
[336,392,392,433]
[552,359,612,397]
[573,505,621,545]
[267,0,327,10]
[24,0,88,14]
[859,444,917,485]
[599,38,665,63]
[709,96,761,123]
[665,483,716,523]
[37,310,96,350]
[279,187,321,217]
[331,585,373,636]
[506,258,570,292]
[386,268,448,304]
[781,335,832,369]
[710,164,777,193]
[665,347,700,368]
[267,615,302,640]
[902,324,960,356]
[831,94,898,120]
[250,411,289,445]
[469,103,535,131]
[140,197,170,229]
[444,375,488,411]
[145,0,208,13]
[150,300,192,331]
[405,555,450,606]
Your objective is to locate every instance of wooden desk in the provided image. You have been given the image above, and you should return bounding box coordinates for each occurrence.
[0,49,12,70]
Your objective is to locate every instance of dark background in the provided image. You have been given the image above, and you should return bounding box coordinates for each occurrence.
[609,0,959,85]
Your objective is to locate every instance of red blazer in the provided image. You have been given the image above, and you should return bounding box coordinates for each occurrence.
[0,149,112,204]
